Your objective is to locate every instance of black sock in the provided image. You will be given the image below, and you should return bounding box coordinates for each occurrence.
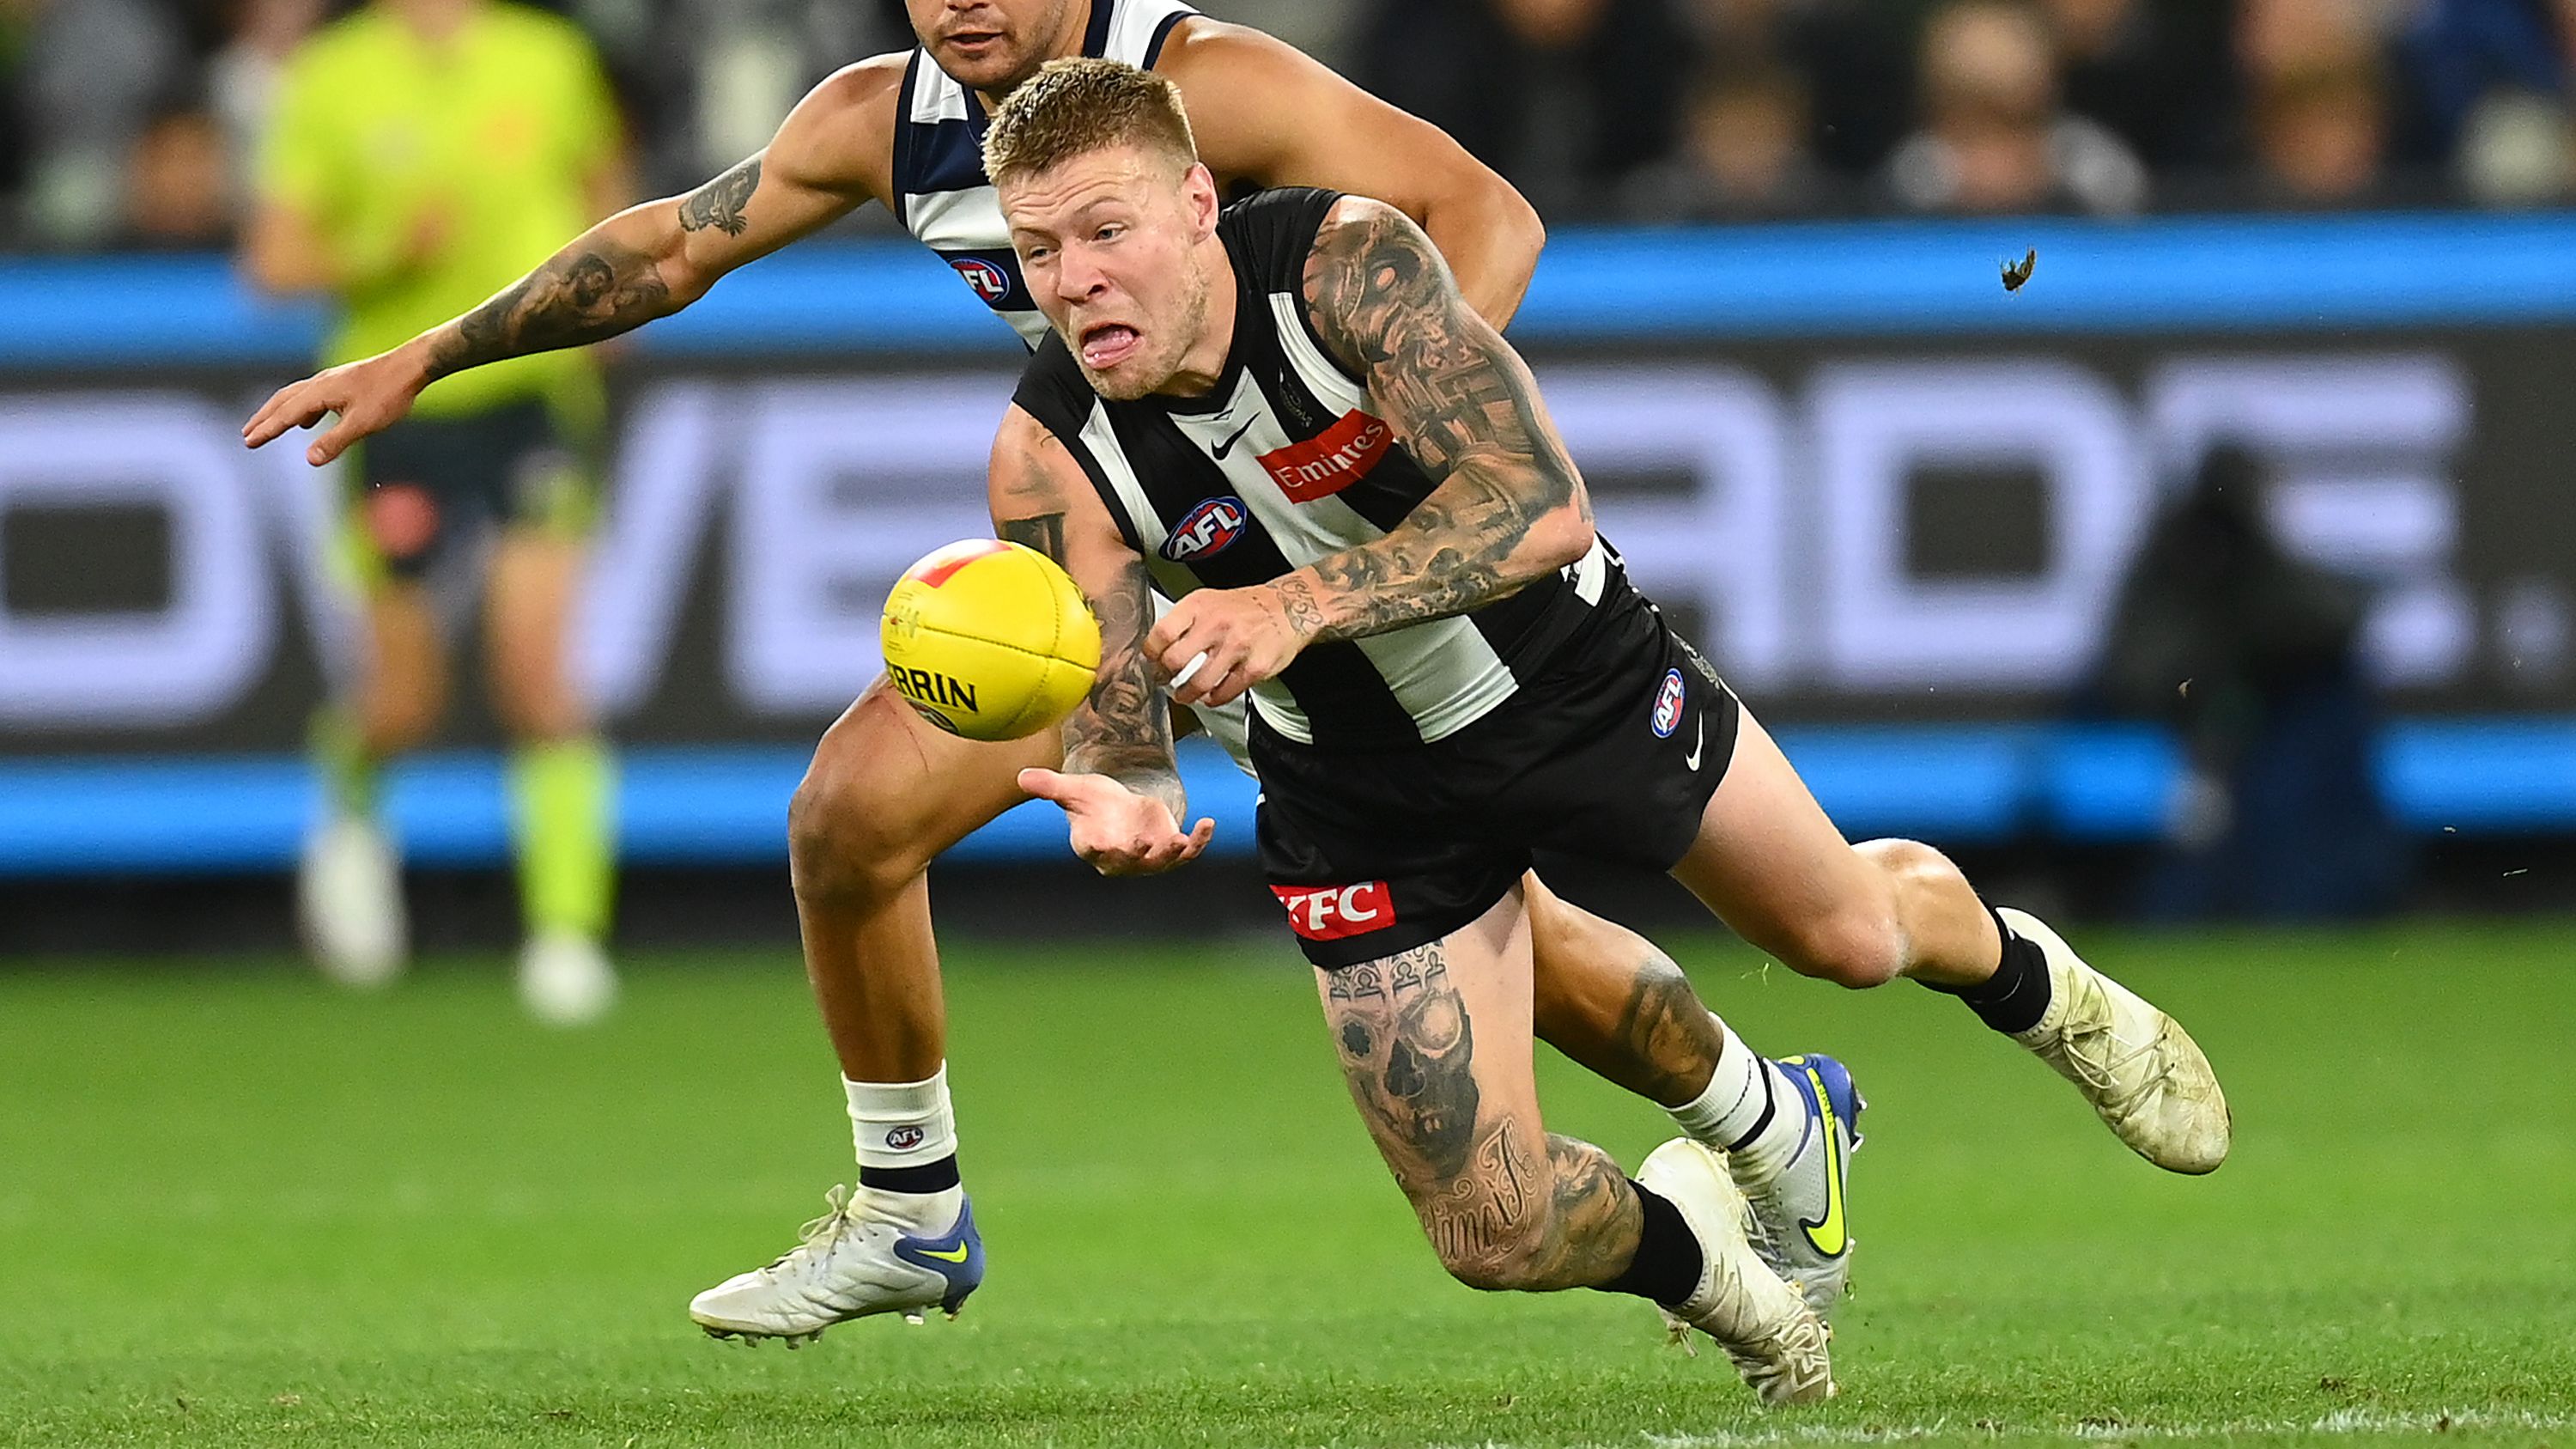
[860,1154,961,1194]
[1925,906,2052,1034]
[1592,1180,1704,1308]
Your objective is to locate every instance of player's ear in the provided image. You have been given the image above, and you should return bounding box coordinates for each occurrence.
[1182,161,1219,237]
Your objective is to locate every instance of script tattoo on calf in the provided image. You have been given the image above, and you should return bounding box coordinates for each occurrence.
[1291,202,1592,642]
[433,240,671,378]
[678,157,761,236]
[1327,942,1646,1289]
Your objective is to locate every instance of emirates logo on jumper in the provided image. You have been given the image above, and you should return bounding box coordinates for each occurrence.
[1257,411,1392,502]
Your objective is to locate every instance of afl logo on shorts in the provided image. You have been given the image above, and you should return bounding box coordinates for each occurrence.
[951,256,1012,302]
[884,1125,927,1151]
[1162,496,1249,563]
[1651,668,1686,738]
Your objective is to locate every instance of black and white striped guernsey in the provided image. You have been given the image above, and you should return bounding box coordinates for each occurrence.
[893,0,1197,346]
[1012,187,1625,752]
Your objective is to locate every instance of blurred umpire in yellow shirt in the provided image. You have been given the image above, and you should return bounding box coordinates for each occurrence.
[243,0,628,1024]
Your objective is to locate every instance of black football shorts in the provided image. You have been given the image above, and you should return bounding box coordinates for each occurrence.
[1250,598,1741,970]
[347,399,594,584]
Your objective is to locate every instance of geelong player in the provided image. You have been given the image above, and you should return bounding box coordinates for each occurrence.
[982,60,2233,1401]
[244,0,1841,1342]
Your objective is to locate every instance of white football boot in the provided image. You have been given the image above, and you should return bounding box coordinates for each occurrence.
[299,814,407,989]
[1637,1138,1836,1406]
[690,1184,984,1345]
[1735,1052,1864,1318]
[517,930,618,1027]
[1999,908,2231,1174]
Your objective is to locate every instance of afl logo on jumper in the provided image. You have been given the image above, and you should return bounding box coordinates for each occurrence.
[951,256,1012,302]
[1163,496,1249,562]
[1651,669,1686,738]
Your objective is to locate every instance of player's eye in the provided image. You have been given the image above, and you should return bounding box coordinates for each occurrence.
[1094,223,1122,243]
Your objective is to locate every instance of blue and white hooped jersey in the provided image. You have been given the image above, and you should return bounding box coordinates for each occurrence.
[892,0,1199,347]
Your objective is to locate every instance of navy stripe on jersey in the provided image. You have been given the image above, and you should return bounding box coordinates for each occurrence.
[907,118,988,198]
[1143,6,1189,64]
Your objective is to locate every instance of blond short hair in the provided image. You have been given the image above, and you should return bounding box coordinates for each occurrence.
[982,58,1199,187]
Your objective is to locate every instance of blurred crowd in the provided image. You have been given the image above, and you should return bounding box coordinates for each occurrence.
[4,0,2573,250]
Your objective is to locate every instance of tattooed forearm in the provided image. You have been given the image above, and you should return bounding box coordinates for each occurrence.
[1285,199,1593,643]
[997,511,1067,564]
[678,157,761,236]
[1060,552,1183,815]
[428,237,672,379]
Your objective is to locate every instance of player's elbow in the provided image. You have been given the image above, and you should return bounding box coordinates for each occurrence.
[1492,186,1545,277]
[1525,501,1595,575]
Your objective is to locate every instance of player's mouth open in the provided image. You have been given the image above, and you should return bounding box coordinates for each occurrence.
[1080,323,1141,369]
[947,30,1001,52]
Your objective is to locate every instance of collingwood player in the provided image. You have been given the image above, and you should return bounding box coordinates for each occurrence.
[985,60,2234,1403]
[244,0,1832,1344]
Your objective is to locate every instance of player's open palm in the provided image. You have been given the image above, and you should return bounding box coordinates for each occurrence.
[242,347,431,466]
[1018,768,1215,877]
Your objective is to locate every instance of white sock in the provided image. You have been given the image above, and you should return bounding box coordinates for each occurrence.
[845,1068,963,1228]
[1666,1022,1806,1185]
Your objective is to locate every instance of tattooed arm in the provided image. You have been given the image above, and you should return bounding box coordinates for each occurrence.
[244,58,904,465]
[988,407,1215,877]
[1287,198,1595,640]
[1145,198,1593,707]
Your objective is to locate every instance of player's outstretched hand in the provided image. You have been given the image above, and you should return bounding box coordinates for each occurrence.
[242,344,432,466]
[1146,586,1310,708]
[1017,768,1215,877]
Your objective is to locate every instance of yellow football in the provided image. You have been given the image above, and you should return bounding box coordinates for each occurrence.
[880,539,1103,741]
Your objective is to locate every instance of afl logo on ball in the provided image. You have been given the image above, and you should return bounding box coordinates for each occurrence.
[884,1126,927,1151]
[1651,669,1686,738]
[1162,496,1249,563]
[951,256,1012,302]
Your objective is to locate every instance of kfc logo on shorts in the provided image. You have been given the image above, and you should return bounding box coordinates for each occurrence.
[1258,411,1393,502]
[1272,880,1395,941]
[1651,668,1686,739]
[1162,496,1249,562]
[884,1125,927,1151]
[950,256,1012,302]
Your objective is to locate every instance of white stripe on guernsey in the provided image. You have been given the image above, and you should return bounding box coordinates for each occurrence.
[1181,376,1520,745]
[1109,0,1198,57]
[1268,293,1370,415]
[1082,400,1179,575]
[906,60,969,125]
[906,186,1005,252]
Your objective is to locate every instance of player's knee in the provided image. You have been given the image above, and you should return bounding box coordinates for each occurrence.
[359,680,441,756]
[489,673,586,743]
[1773,892,1906,990]
[787,740,932,909]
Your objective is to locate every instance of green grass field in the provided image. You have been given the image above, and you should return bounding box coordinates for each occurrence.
[3,921,2573,1447]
